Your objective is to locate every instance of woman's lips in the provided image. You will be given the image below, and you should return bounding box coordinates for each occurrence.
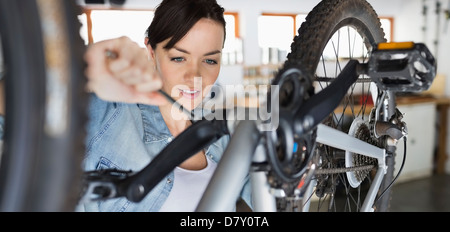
[179,89,201,100]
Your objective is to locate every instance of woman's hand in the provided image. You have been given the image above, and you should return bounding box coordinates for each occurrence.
[84,36,167,105]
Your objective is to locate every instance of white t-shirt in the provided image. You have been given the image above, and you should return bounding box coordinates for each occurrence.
[159,155,217,212]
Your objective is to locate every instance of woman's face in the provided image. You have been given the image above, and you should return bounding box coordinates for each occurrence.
[147,18,225,111]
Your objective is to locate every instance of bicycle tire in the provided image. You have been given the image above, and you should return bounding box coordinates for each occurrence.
[0,0,87,212]
[283,0,395,212]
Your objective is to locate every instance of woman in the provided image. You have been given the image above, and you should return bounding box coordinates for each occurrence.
[78,0,252,212]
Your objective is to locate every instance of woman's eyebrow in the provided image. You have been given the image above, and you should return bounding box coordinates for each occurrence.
[173,46,221,56]
[204,50,222,56]
[174,47,190,54]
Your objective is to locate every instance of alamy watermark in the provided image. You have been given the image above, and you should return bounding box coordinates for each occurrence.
[169,80,280,132]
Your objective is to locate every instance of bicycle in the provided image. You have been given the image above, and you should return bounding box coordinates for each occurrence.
[0,0,437,212]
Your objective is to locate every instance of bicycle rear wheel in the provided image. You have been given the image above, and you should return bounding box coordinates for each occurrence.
[285,0,395,212]
[0,0,87,211]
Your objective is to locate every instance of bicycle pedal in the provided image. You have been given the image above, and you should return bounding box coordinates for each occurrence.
[368,42,436,92]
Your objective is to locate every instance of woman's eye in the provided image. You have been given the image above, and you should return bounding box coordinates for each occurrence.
[171,57,185,62]
[205,59,218,65]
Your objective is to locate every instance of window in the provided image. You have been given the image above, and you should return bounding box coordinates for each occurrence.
[258,13,394,64]
[258,14,296,65]
[380,17,393,42]
[79,9,155,47]
[295,14,307,33]
[78,9,242,65]
[78,13,89,45]
[297,14,393,42]
[222,13,244,65]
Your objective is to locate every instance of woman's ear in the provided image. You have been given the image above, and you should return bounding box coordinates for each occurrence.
[144,37,155,61]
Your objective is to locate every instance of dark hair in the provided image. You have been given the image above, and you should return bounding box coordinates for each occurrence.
[146,0,226,50]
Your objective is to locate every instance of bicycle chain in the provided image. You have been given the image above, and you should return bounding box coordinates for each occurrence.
[315,164,375,175]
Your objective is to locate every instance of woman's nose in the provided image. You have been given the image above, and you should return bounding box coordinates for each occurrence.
[185,62,201,81]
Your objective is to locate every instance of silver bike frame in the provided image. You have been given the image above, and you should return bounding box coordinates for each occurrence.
[316,124,386,212]
[197,119,387,212]
[196,120,261,212]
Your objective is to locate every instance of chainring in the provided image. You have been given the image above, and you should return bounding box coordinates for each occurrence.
[265,62,316,196]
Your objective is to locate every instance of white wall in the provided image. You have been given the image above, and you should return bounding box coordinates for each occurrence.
[388,0,450,173]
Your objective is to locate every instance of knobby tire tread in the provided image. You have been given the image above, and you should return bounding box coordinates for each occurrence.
[275,0,394,211]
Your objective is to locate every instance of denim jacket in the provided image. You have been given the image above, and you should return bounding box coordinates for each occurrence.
[76,94,252,212]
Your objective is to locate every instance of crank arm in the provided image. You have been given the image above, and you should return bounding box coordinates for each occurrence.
[293,59,362,134]
[80,115,229,203]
